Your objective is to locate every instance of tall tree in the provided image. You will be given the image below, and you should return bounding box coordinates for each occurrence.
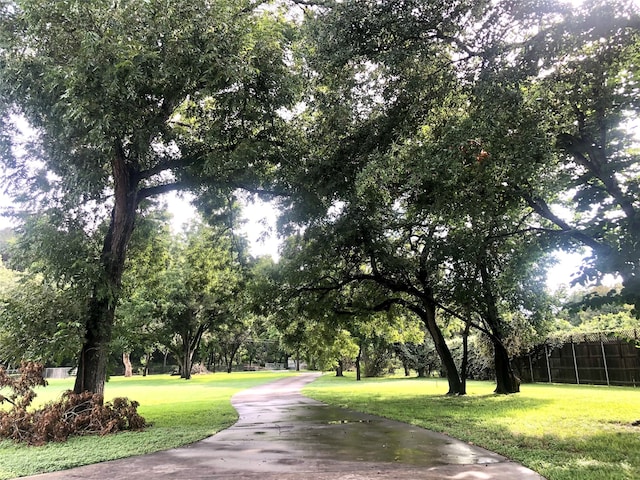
[274,0,488,394]
[0,0,298,394]
[157,221,245,379]
[273,0,569,394]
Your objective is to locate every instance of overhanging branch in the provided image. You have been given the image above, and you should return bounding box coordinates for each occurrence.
[136,181,192,203]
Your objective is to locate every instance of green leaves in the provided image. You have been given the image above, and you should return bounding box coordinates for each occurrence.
[0,265,84,364]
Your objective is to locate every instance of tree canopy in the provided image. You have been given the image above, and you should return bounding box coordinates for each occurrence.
[0,0,300,394]
[0,0,638,395]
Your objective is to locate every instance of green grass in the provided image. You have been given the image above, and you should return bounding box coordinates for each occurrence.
[303,374,640,480]
[0,371,297,479]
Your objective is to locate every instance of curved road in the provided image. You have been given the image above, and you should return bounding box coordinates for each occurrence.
[19,373,544,479]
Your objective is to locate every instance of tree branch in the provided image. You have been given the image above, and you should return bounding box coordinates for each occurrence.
[135,154,203,182]
[433,300,499,342]
[519,189,612,254]
[136,181,192,203]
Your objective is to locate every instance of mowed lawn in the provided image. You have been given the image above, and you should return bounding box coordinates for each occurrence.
[0,371,297,480]
[303,374,640,480]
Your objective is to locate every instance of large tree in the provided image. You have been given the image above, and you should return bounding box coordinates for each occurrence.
[272,0,570,394]
[0,0,298,394]
[459,0,640,311]
[157,221,246,379]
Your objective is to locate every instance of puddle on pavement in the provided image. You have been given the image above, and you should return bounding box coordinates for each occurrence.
[277,404,497,467]
[230,377,502,469]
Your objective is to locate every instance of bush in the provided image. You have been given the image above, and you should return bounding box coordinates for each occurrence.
[0,362,146,445]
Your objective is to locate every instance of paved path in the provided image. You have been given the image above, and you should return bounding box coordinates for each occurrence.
[19,373,545,479]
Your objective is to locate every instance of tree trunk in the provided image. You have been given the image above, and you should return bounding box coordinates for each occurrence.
[493,339,520,394]
[478,259,520,394]
[143,352,151,377]
[225,342,242,373]
[461,319,471,392]
[182,337,192,380]
[418,297,464,395]
[122,352,133,377]
[336,359,344,377]
[356,344,362,381]
[74,296,115,396]
[73,145,138,396]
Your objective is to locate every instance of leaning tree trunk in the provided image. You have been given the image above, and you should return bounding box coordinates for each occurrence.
[74,155,138,396]
[419,296,465,395]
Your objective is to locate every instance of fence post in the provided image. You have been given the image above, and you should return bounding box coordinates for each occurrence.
[545,344,552,384]
[600,334,610,386]
[528,353,535,383]
[571,338,580,385]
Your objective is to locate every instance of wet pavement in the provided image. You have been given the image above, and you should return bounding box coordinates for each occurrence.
[18,373,545,479]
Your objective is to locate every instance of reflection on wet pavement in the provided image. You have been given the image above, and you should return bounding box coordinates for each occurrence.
[227,382,501,469]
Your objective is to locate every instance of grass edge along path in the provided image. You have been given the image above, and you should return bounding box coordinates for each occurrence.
[303,373,640,480]
[0,371,298,480]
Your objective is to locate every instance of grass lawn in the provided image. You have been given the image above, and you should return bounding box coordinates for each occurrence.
[303,374,640,480]
[0,371,297,480]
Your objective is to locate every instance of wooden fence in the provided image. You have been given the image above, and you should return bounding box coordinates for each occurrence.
[513,330,640,386]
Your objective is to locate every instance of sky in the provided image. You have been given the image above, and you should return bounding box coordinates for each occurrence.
[164,191,280,259]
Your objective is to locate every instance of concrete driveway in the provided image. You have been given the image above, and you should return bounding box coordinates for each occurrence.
[18,373,545,479]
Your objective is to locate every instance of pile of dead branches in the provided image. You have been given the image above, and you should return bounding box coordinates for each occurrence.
[0,362,146,445]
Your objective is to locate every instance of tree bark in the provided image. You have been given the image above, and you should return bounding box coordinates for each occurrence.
[493,339,520,394]
[225,342,242,373]
[479,259,520,394]
[122,352,133,377]
[461,318,471,392]
[419,297,465,395]
[355,344,362,381]
[182,335,193,380]
[403,359,410,377]
[142,352,150,376]
[74,147,138,396]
